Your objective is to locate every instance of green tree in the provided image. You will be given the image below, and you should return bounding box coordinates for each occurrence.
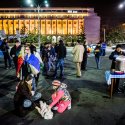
[78,25,86,44]
[106,27,125,44]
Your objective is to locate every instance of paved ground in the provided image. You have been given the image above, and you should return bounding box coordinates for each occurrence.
[0,48,125,125]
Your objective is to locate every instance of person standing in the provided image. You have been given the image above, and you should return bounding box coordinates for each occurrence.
[24,45,41,91]
[30,43,36,54]
[0,37,3,49]
[10,40,22,72]
[72,40,84,77]
[94,43,102,69]
[81,41,88,71]
[53,40,67,79]
[109,44,125,92]
[101,42,107,56]
[1,38,11,69]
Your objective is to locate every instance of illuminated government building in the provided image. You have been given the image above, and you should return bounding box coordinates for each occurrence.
[0,7,100,43]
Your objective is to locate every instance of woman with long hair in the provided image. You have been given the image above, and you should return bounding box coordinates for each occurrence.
[14,74,41,117]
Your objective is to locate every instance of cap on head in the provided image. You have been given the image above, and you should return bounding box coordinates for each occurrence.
[52,80,61,86]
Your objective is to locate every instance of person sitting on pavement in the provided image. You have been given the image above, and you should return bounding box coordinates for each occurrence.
[109,44,125,93]
[48,80,71,113]
[14,74,42,117]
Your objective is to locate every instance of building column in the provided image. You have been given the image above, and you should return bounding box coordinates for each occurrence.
[7,20,9,35]
[2,20,3,31]
[13,20,14,35]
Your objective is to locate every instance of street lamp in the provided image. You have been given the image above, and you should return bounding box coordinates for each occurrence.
[119,3,124,9]
[26,0,49,49]
[118,1,125,9]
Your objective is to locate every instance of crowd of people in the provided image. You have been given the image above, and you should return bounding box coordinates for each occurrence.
[0,38,72,117]
[0,37,110,118]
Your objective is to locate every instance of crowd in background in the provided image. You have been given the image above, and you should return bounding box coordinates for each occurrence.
[0,37,108,117]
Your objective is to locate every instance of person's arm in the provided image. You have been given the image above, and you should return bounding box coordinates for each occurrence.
[6,43,10,49]
[21,85,36,107]
[49,90,64,108]
[72,46,76,54]
[121,51,125,56]
[36,52,43,64]
[64,46,67,58]
[10,47,14,57]
[109,52,117,61]
[21,85,32,100]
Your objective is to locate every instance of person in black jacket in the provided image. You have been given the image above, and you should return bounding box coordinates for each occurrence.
[109,44,125,92]
[14,74,41,117]
[81,41,88,71]
[10,40,22,71]
[1,38,11,69]
[109,44,125,69]
[30,43,36,54]
[53,40,67,79]
[94,43,102,69]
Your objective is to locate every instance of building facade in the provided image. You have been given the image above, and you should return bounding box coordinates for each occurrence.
[0,7,100,44]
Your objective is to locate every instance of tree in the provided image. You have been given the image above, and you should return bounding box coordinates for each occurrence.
[78,25,86,44]
[106,26,125,44]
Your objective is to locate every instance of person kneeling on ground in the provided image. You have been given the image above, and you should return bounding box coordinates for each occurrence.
[48,80,71,113]
[14,74,42,117]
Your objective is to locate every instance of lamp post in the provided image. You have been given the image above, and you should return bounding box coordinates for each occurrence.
[26,0,49,49]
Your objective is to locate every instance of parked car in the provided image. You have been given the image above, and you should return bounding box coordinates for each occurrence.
[111,45,116,50]
[112,43,125,50]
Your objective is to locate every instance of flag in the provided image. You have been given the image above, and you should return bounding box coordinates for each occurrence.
[25,54,40,75]
[16,46,24,76]
[16,57,23,76]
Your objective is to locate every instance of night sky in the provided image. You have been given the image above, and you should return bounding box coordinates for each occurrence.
[0,0,125,25]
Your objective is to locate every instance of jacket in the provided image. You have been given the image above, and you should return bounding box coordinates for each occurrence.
[94,45,102,57]
[72,44,84,62]
[56,43,67,59]
[109,50,125,69]
[1,41,9,53]
[14,81,33,108]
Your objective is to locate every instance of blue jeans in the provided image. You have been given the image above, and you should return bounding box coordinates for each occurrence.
[95,56,101,69]
[54,58,64,77]
[23,92,42,108]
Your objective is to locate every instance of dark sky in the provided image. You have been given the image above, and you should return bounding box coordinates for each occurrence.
[0,0,125,25]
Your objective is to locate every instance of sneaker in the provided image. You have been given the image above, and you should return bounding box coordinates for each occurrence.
[52,106,58,110]
[67,103,71,110]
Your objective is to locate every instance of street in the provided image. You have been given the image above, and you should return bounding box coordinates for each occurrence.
[0,47,125,125]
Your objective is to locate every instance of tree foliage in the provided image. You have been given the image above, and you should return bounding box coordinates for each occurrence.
[106,27,125,44]
[77,25,86,44]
